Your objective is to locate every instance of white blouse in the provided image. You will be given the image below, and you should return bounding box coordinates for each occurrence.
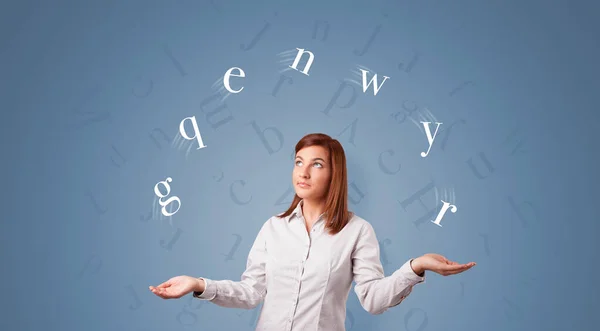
[194,200,426,330]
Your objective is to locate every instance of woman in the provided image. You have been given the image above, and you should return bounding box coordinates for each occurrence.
[150,133,476,330]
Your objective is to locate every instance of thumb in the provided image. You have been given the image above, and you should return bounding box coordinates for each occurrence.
[156,280,173,289]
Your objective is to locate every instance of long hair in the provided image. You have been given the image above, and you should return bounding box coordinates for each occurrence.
[278,133,353,235]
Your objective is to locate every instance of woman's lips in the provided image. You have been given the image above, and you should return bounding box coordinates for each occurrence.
[298,182,310,188]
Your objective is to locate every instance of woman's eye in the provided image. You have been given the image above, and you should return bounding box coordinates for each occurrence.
[295,160,302,166]
[314,162,322,168]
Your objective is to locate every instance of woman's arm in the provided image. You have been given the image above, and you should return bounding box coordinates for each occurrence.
[193,221,269,310]
[193,278,207,293]
[352,222,425,315]
[410,258,425,276]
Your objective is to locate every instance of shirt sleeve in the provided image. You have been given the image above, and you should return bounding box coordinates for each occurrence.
[192,221,269,309]
[352,222,425,315]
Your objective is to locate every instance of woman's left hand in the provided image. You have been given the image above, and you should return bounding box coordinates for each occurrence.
[412,253,476,276]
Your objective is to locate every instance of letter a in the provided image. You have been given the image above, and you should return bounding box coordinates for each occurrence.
[359,69,389,96]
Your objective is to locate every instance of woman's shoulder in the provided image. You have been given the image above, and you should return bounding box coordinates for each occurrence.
[346,212,372,229]
[262,213,291,228]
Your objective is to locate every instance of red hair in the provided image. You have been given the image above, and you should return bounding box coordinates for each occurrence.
[278,133,353,235]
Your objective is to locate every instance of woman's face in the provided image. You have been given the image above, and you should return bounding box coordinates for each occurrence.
[293,145,332,201]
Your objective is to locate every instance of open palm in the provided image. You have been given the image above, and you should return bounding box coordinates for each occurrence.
[419,253,476,276]
[149,275,198,299]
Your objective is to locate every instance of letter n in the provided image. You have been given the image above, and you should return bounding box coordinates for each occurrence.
[289,48,315,76]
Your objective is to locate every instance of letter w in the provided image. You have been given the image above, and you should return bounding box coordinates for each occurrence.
[360,69,390,96]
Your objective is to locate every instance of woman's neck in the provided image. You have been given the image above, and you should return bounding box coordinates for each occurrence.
[301,198,326,223]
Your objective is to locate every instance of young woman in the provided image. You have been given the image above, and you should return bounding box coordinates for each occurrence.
[150,133,476,330]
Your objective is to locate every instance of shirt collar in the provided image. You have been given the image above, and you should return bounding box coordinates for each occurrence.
[287,199,326,222]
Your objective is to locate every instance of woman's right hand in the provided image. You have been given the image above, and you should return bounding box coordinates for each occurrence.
[149,275,204,299]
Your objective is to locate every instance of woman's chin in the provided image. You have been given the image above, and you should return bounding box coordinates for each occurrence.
[295,191,311,199]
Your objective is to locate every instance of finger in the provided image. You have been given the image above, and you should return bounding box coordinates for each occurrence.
[150,288,164,298]
[449,262,476,269]
[156,281,172,289]
[459,262,475,269]
[152,289,164,298]
[445,266,472,275]
[153,288,175,299]
[444,264,475,275]
[440,264,469,272]
[438,264,473,275]
[155,291,170,299]
[151,287,166,294]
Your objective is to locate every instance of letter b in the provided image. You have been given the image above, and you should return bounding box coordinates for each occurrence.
[251,121,284,155]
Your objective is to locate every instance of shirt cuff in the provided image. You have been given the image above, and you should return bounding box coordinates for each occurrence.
[400,259,426,284]
[192,277,217,300]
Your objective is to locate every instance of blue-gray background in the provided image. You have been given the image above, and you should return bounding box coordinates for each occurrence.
[2,0,598,330]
